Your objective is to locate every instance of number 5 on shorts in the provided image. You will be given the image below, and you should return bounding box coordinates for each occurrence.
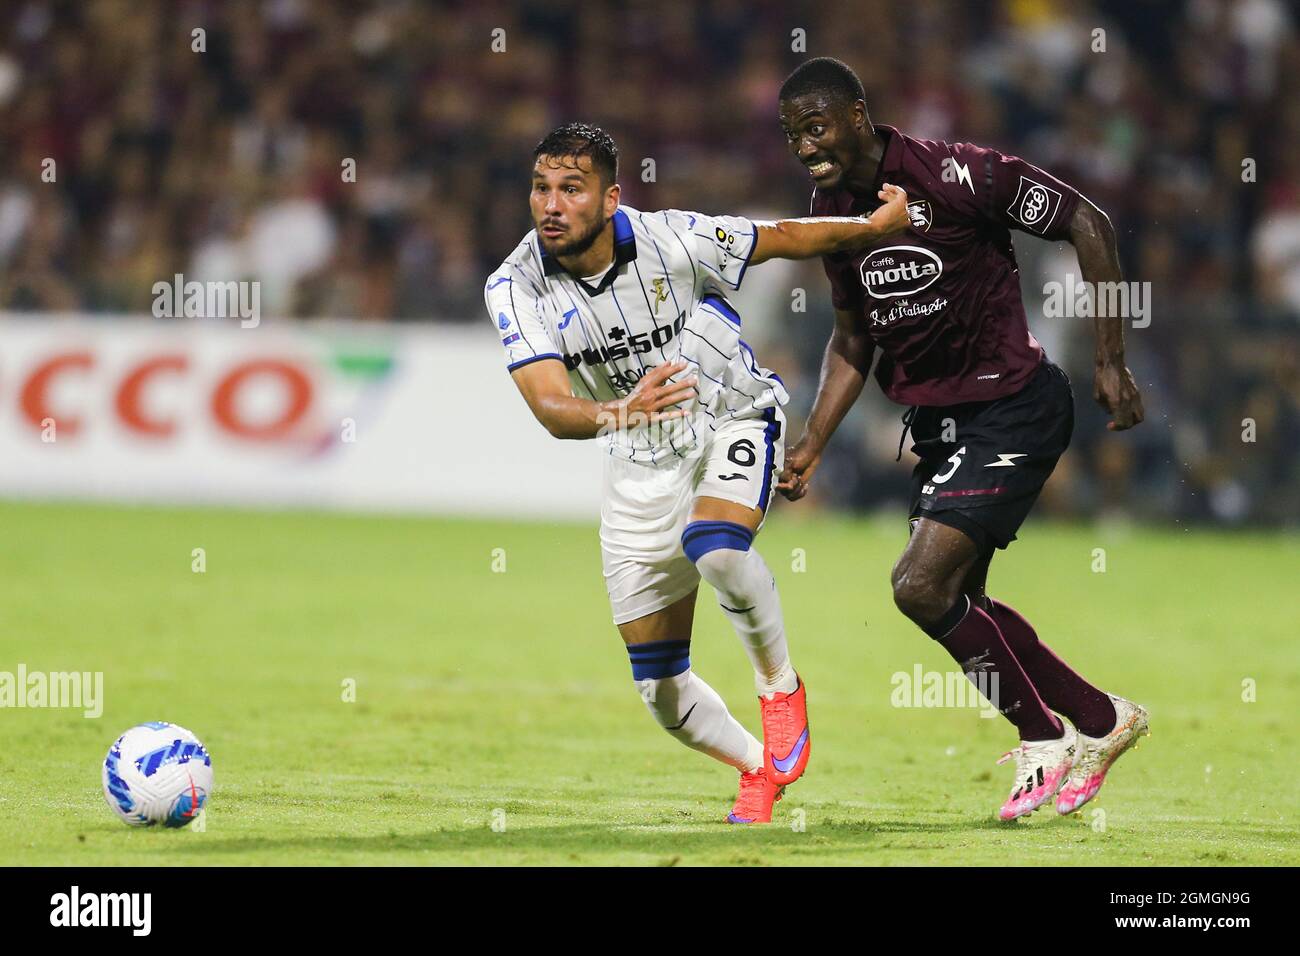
[932,445,967,484]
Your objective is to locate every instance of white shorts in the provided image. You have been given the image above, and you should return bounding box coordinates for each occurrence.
[600,408,785,626]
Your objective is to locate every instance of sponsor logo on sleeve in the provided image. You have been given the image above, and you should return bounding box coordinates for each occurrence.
[1007,176,1063,234]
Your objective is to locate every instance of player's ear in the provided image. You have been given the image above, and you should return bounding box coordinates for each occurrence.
[852,100,867,131]
[604,182,620,217]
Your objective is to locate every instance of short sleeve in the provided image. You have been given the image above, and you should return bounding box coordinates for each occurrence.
[669,209,758,291]
[940,142,1082,240]
[484,269,560,372]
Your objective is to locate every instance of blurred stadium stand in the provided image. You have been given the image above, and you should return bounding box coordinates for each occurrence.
[1,0,1296,524]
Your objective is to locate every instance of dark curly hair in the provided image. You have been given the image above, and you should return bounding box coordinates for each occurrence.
[533,122,619,187]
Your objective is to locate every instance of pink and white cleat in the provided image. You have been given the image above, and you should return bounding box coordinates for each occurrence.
[1056,695,1149,815]
[997,725,1077,821]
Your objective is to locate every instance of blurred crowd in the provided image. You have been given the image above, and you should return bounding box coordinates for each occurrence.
[1,0,1297,524]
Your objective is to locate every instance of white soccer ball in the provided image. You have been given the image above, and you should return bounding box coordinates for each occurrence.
[101,722,213,827]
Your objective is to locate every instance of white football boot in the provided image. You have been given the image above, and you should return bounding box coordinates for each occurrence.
[997,723,1077,821]
[1056,694,1150,815]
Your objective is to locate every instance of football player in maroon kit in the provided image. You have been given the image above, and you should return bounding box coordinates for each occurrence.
[775,57,1150,820]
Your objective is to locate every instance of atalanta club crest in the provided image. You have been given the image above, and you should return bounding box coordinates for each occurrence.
[906,200,932,232]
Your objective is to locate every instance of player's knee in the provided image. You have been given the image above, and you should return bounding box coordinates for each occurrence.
[891,559,955,627]
[639,677,688,731]
[693,547,748,591]
[681,520,753,588]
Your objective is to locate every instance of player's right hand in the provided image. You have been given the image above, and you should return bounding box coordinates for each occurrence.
[1094,361,1145,431]
[622,359,697,423]
[777,436,822,501]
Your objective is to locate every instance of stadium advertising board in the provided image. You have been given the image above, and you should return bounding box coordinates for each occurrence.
[0,315,601,517]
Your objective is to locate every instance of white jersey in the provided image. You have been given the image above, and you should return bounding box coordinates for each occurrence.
[485,205,789,465]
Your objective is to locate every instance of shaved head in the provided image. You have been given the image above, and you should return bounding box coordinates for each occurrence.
[779,57,866,112]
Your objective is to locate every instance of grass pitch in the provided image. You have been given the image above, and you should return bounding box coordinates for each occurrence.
[1,501,1297,866]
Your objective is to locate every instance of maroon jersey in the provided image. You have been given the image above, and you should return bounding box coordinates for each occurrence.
[815,125,1082,407]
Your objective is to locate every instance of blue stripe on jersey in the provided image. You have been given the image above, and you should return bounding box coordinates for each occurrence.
[613,208,635,247]
[636,212,684,313]
[506,353,562,372]
[679,348,739,415]
[735,339,774,402]
[701,293,741,327]
[757,407,781,513]
[663,210,699,288]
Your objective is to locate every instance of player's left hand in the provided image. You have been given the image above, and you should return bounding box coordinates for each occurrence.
[1094,362,1145,431]
[870,183,910,236]
[777,436,822,501]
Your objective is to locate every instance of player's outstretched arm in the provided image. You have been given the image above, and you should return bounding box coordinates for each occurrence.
[510,358,697,440]
[1067,196,1145,431]
[778,306,875,501]
[749,184,910,266]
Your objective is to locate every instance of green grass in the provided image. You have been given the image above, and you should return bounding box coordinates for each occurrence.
[1,501,1297,866]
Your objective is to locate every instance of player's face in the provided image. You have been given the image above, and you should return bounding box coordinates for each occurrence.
[530,155,616,258]
[779,94,867,190]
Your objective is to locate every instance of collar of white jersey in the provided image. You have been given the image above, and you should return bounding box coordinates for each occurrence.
[539,207,638,296]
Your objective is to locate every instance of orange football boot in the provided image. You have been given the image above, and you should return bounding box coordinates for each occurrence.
[726,767,783,824]
[761,676,810,785]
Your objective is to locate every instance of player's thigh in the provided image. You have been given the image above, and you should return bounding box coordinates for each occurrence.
[909,365,1072,556]
[689,495,762,534]
[691,408,785,535]
[617,587,699,646]
[600,454,701,631]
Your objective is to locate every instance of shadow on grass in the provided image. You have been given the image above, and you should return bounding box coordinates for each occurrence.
[82,813,1300,865]
[156,814,1026,863]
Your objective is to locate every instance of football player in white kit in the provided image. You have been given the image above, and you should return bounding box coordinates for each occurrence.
[485,123,908,823]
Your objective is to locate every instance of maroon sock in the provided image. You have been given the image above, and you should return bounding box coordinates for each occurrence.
[986,599,1116,737]
[927,596,1063,741]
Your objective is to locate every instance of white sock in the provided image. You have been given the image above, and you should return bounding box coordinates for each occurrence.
[636,669,763,773]
[695,545,798,697]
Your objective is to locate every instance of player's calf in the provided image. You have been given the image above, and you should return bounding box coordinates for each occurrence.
[893,520,1063,742]
[628,639,764,772]
[682,519,809,784]
[682,521,796,696]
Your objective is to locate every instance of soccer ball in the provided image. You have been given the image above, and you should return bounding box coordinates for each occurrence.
[101,722,213,827]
